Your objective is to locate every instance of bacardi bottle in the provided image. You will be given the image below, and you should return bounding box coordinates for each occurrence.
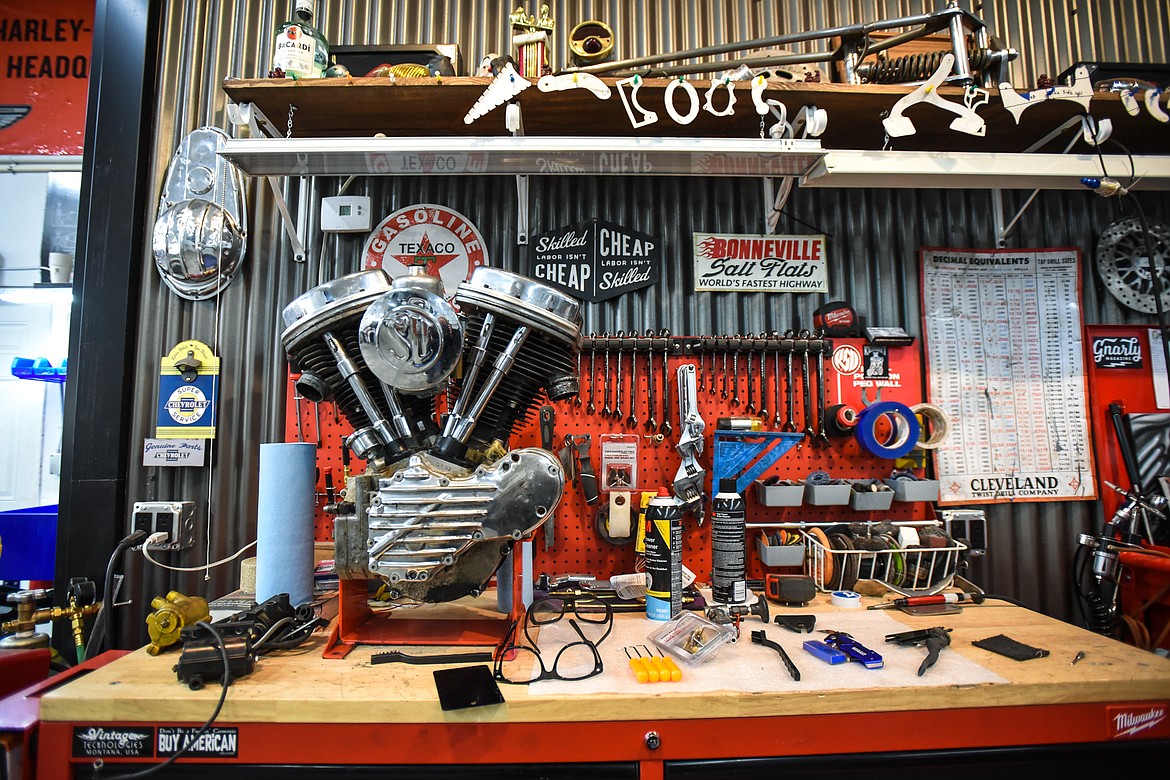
[272,0,329,79]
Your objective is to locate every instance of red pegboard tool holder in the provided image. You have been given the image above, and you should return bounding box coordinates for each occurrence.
[287,336,933,593]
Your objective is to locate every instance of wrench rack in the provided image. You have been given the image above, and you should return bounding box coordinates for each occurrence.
[289,336,933,587]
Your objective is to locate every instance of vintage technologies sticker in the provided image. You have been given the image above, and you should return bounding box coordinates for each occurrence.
[693,233,827,292]
[73,726,153,759]
[362,203,487,297]
[529,219,658,302]
[156,340,219,440]
[0,1,93,155]
[921,248,1096,504]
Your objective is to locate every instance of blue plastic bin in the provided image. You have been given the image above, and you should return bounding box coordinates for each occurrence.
[0,504,58,580]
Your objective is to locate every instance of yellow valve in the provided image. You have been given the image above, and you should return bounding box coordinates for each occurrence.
[145,591,209,656]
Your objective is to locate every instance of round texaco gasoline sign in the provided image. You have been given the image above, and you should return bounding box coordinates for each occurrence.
[362,204,488,297]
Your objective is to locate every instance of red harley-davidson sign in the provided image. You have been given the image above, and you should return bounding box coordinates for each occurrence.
[0,0,92,155]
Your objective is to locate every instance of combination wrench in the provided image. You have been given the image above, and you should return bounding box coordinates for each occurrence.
[601,332,612,417]
[782,330,796,432]
[645,329,658,432]
[627,334,638,429]
[758,335,769,420]
[731,334,741,406]
[613,330,624,421]
[799,329,814,439]
[772,332,782,428]
[745,333,756,414]
[574,342,583,406]
[660,329,673,437]
[586,333,598,414]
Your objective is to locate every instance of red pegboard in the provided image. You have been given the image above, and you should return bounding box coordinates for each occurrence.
[286,337,932,585]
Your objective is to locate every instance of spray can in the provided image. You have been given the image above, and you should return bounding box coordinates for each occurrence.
[711,478,747,604]
[644,487,683,621]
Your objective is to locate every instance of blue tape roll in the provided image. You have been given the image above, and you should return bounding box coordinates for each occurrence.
[855,401,921,459]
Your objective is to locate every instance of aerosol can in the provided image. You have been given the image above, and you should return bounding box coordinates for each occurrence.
[711,478,746,604]
[645,488,683,621]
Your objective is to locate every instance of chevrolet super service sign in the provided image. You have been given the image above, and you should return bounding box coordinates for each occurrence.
[692,233,827,293]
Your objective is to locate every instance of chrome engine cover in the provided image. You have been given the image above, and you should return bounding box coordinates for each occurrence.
[367,448,563,585]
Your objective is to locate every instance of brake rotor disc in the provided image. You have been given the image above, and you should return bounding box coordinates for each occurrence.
[1096,216,1170,313]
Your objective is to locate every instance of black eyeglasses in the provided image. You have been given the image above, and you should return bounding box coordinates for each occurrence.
[494,596,613,685]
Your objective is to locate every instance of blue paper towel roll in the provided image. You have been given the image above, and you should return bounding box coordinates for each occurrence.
[256,442,316,605]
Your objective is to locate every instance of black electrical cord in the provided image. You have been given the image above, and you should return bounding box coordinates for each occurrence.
[93,621,230,779]
[85,530,147,660]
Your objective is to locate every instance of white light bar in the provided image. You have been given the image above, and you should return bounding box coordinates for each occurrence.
[219,136,826,178]
[800,150,1170,190]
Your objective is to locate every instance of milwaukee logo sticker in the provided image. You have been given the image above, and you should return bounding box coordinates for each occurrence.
[1107,704,1169,739]
[693,233,827,292]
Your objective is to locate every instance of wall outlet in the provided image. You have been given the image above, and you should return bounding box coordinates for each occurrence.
[132,501,196,551]
[321,195,371,232]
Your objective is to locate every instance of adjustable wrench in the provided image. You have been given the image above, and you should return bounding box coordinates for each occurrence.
[745,333,756,414]
[731,334,741,406]
[586,333,598,414]
[813,331,830,447]
[758,336,769,421]
[799,329,814,439]
[627,334,638,429]
[613,331,624,421]
[660,329,673,437]
[673,362,706,524]
[645,329,658,432]
[782,330,796,433]
[601,332,613,417]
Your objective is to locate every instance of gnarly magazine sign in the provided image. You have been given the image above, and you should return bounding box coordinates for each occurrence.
[693,233,827,293]
[529,219,658,302]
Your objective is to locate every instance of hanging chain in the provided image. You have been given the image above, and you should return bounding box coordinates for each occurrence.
[286,104,297,138]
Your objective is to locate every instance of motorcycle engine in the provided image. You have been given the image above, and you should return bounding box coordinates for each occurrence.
[280,266,581,603]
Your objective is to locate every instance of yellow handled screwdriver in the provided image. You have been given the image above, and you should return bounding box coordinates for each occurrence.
[624,647,650,683]
[655,647,683,682]
[642,645,672,682]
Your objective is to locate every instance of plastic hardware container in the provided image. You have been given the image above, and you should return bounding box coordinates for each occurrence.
[753,479,805,507]
[649,612,737,665]
[803,480,850,506]
[847,480,895,511]
[884,477,941,502]
[756,533,805,567]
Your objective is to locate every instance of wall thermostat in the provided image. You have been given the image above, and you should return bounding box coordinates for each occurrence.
[321,195,371,232]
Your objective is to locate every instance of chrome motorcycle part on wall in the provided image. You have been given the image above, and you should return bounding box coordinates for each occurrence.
[1096,216,1170,314]
[280,266,582,604]
[152,127,248,300]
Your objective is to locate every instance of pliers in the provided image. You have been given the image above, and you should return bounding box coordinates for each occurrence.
[885,627,952,676]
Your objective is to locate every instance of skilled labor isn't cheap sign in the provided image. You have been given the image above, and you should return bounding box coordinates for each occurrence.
[692,232,827,293]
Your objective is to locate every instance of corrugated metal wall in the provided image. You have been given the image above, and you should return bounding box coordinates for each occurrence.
[121,0,1169,642]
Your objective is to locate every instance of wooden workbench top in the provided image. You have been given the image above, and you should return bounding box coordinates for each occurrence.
[41,595,1170,725]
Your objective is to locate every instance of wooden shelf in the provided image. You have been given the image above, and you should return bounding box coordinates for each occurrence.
[222,76,1169,155]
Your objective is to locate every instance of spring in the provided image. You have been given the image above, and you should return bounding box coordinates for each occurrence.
[1083,586,1118,636]
[857,47,999,84]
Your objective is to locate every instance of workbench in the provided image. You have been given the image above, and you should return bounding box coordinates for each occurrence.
[35,593,1170,778]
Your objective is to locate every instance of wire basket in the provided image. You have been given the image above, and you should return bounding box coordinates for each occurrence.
[803,526,966,596]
